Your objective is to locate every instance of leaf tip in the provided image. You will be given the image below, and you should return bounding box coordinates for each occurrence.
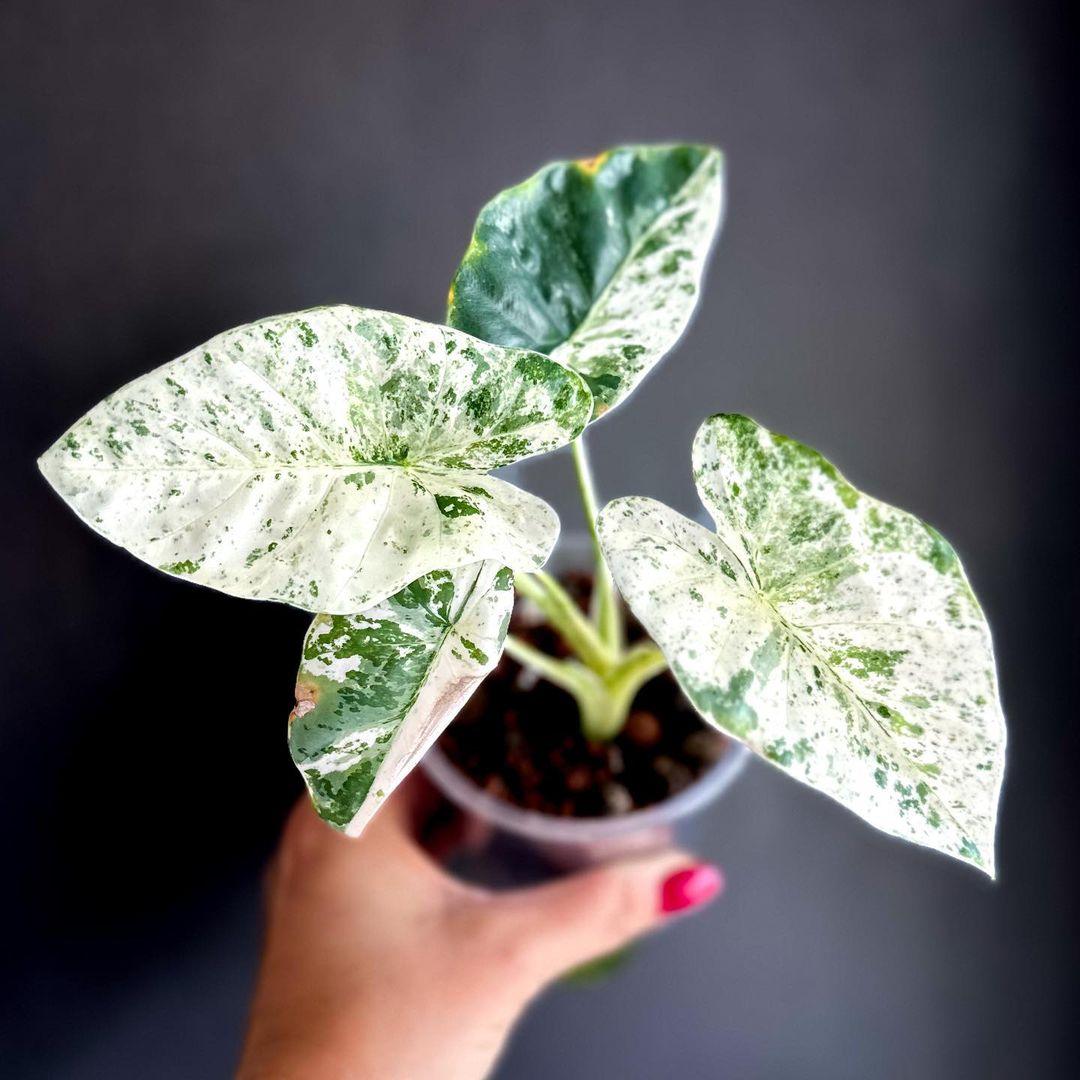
[575,150,610,176]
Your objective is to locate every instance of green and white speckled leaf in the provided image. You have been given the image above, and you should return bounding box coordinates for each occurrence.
[599,414,1006,875]
[290,561,514,834]
[39,306,591,613]
[447,144,724,417]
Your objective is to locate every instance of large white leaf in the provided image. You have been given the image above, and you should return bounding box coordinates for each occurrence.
[448,144,724,417]
[39,306,592,612]
[599,414,1006,875]
[290,561,513,833]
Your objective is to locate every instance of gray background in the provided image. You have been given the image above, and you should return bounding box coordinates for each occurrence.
[1,1,1074,1077]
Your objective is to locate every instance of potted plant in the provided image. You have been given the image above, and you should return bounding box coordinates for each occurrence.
[39,144,1006,877]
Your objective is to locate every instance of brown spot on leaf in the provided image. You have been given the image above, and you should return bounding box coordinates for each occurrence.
[290,682,318,724]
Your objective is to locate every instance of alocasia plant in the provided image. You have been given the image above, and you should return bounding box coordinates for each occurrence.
[40,143,1005,874]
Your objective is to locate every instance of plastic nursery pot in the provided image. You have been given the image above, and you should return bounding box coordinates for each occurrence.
[422,535,750,871]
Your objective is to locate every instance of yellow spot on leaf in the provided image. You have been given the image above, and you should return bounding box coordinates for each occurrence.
[576,152,609,176]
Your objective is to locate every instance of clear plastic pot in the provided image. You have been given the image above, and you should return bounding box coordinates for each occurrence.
[423,738,748,871]
[421,535,749,872]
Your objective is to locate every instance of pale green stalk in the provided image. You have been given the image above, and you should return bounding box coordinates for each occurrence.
[505,634,668,743]
[571,437,623,651]
[509,437,668,739]
[513,570,616,673]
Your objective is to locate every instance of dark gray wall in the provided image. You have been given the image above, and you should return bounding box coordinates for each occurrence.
[1,2,1074,1077]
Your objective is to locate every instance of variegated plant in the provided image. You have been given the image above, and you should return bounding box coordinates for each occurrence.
[40,143,1005,874]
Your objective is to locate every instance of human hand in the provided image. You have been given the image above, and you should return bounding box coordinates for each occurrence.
[237,776,724,1080]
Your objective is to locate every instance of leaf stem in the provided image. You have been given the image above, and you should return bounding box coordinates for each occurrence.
[505,439,661,740]
[503,634,599,698]
[583,643,669,742]
[514,571,616,674]
[570,436,622,651]
[504,634,668,743]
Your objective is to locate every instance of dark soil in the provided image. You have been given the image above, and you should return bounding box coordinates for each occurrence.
[437,571,730,817]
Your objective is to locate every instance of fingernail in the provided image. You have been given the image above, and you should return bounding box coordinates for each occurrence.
[659,863,724,915]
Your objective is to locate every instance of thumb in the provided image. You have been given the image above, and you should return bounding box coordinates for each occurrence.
[490,849,724,986]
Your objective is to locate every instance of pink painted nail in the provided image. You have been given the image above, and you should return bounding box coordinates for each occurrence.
[660,864,724,915]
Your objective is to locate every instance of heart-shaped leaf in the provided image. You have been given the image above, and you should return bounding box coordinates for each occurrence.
[599,414,1006,875]
[290,561,513,833]
[447,144,724,417]
[39,306,591,612]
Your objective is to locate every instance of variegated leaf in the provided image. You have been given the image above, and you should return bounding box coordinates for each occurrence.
[447,144,724,417]
[39,306,591,612]
[290,561,514,833]
[599,414,1006,875]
